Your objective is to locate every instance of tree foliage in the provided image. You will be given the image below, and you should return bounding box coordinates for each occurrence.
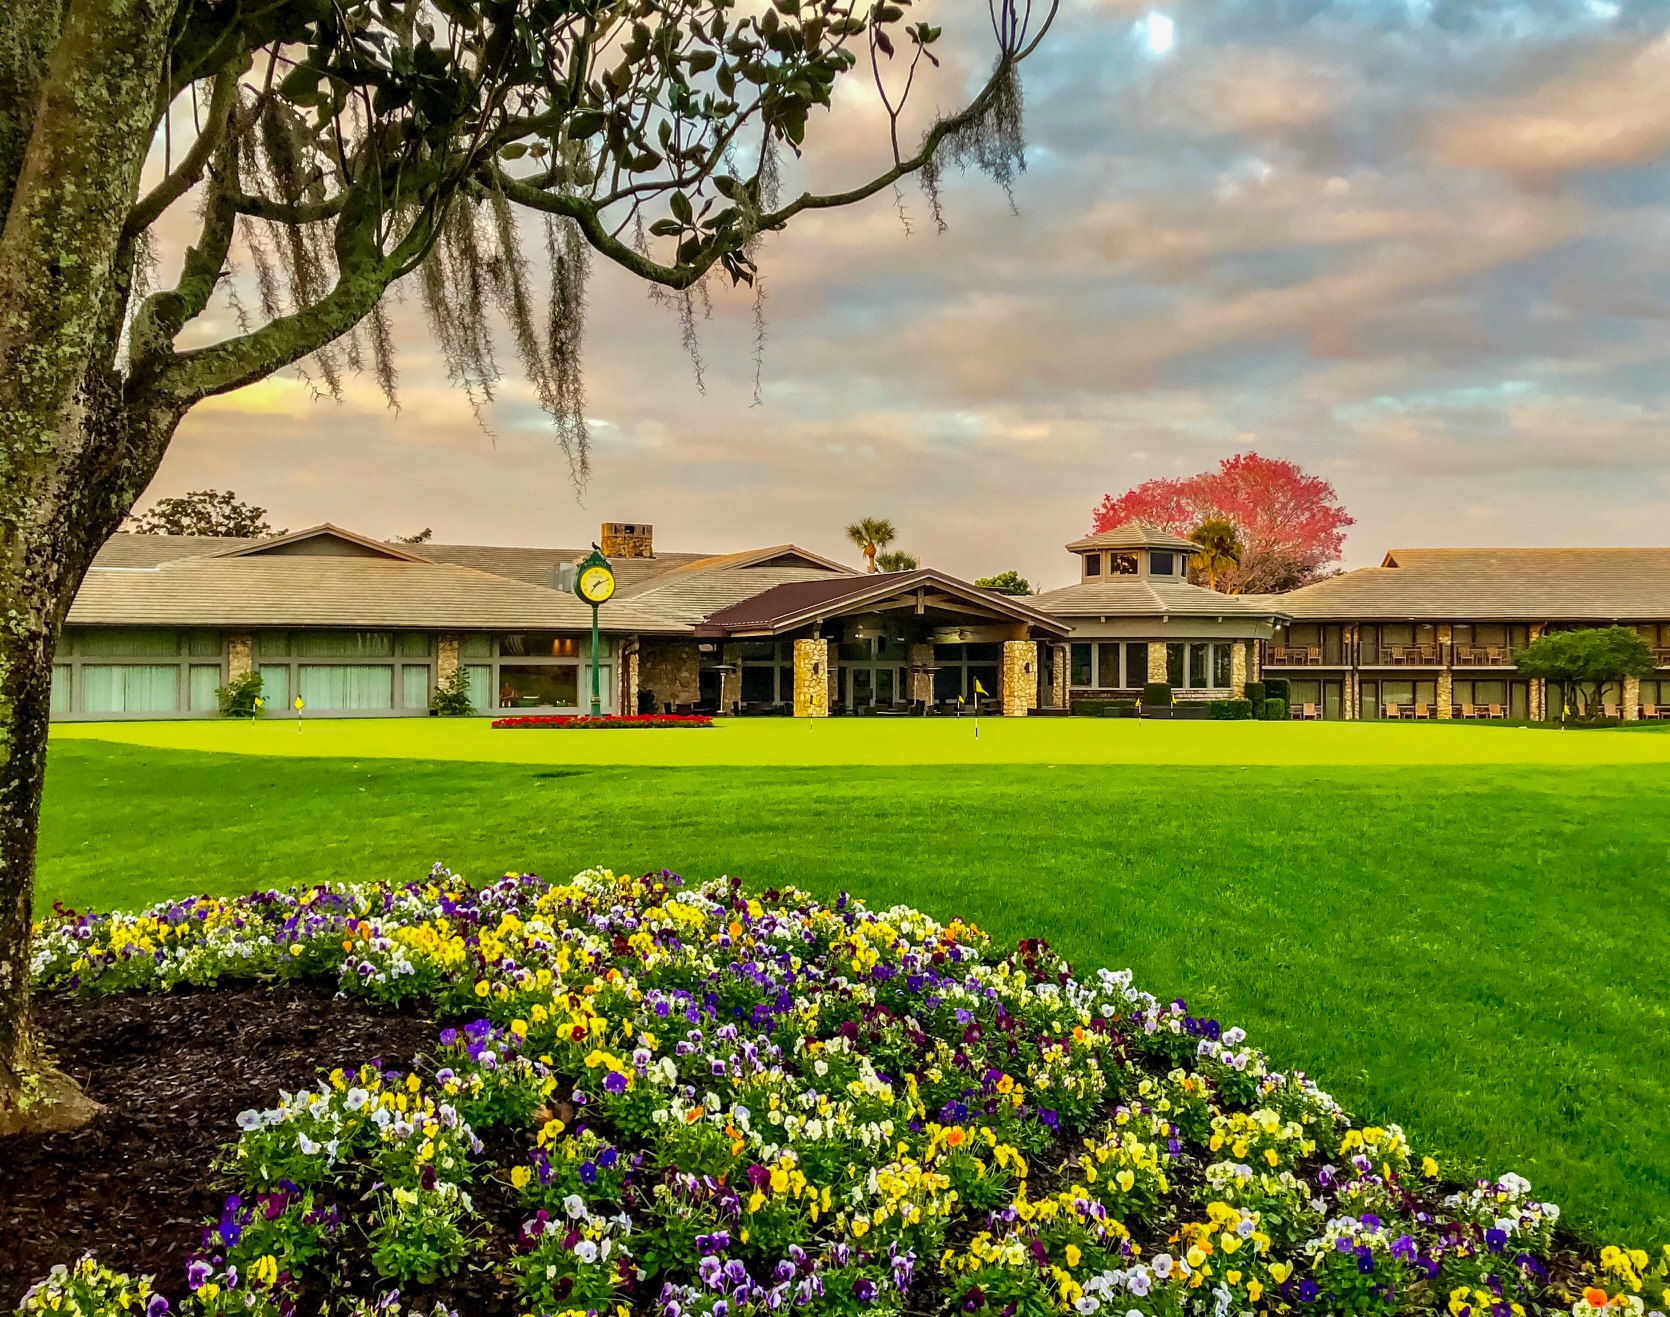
[1514,626,1656,718]
[845,516,897,573]
[1187,516,1243,593]
[975,569,1031,595]
[1093,453,1353,593]
[125,490,282,538]
[875,548,918,572]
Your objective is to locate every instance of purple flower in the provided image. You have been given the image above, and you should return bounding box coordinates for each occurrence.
[1486,1229,1508,1254]
[852,1278,877,1303]
[602,1070,627,1094]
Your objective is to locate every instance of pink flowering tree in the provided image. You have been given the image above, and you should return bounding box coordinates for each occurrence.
[1091,452,1353,593]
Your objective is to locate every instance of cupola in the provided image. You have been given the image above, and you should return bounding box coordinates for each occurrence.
[1063,521,1198,582]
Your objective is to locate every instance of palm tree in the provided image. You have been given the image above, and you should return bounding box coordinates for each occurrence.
[846,517,898,574]
[1189,516,1244,592]
[876,550,920,572]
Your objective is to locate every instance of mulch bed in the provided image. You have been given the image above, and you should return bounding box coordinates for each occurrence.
[0,983,438,1312]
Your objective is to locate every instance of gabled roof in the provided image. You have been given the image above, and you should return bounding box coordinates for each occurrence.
[1065,521,1198,554]
[204,523,433,563]
[698,569,1071,637]
[1271,547,1670,621]
[1031,578,1288,621]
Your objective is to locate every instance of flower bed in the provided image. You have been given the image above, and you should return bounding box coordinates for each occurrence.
[21,869,1670,1317]
[490,714,714,729]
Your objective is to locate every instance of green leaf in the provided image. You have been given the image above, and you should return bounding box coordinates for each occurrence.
[669,191,694,223]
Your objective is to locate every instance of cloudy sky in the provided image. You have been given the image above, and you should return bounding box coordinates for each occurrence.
[150,0,1670,591]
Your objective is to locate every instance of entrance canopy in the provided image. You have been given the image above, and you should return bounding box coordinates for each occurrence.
[694,568,1070,640]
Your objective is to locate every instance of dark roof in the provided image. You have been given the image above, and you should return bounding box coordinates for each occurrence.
[698,569,1070,636]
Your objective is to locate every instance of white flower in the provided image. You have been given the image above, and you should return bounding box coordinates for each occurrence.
[563,1194,588,1220]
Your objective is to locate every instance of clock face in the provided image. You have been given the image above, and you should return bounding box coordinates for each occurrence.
[578,564,616,603]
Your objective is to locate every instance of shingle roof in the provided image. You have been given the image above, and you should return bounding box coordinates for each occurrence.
[73,556,679,633]
[1269,548,1670,621]
[699,570,1071,636]
[1031,578,1287,620]
[1064,522,1199,553]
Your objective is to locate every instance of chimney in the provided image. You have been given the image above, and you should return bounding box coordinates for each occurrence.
[600,521,654,559]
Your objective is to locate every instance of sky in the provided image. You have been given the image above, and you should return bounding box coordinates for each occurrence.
[147,0,1670,592]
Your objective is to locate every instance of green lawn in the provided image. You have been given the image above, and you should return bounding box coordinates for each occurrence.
[38,718,1670,1243]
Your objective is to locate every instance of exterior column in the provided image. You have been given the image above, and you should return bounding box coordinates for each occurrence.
[1250,637,1263,683]
[793,638,830,717]
[1147,642,1168,685]
[908,642,935,704]
[623,644,640,716]
[1229,642,1248,698]
[227,633,254,681]
[1000,640,1038,716]
[1624,674,1641,721]
[1436,669,1453,720]
[1345,670,1359,720]
[437,634,461,682]
[1528,624,1545,720]
[720,643,743,713]
[1052,644,1070,709]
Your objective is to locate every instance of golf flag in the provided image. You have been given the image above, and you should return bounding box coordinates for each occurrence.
[293,696,304,711]
[973,678,989,699]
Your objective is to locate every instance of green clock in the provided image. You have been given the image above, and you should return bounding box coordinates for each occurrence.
[577,562,615,604]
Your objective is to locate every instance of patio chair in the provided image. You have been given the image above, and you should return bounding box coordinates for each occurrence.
[1412,703,1430,720]
[1604,702,1621,719]
[1305,646,1322,664]
[1300,702,1319,720]
[1644,703,1663,720]
[1486,703,1505,719]
[1458,702,1475,719]
[1419,645,1440,664]
[1383,701,1401,720]
[1486,647,1504,664]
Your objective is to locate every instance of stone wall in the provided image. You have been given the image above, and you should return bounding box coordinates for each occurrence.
[436,634,461,683]
[227,633,253,681]
[1229,642,1247,697]
[1001,641,1038,717]
[1052,644,1070,709]
[1624,674,1641,721]
[1146,643,1167,684]
[793,638,831,717]
[620,644,640,715]
[638,639,701,710]
[720,643,744,712]
[909,643,934,703]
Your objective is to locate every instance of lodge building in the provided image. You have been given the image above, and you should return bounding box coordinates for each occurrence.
[51,521,1670,722]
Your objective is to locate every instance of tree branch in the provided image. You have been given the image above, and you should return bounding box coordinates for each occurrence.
[126,61,243,236]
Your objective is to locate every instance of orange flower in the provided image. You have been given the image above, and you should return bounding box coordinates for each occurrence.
[1585,1288,1610,1308]
[947,1129,966,1147]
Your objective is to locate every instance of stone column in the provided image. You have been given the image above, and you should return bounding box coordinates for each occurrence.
[1527,625,1545,722]
[437,634,461,683]
[1436,669,1453,720]
[1052,644,1070,709]
[793,638,831,717]
[1229,641,1248,697]
[720,643,744,713]
[1000,640,1038,716]
[1624,674,1641,721]
[1147,642,1168,685]
[622,644,640,716]
[1250,638,1263,683]
[908,642,935,704]
[227,633,254,680]
[1345,670,1359,721]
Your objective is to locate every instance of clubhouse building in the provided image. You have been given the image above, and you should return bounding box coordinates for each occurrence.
[52,519,1670,722]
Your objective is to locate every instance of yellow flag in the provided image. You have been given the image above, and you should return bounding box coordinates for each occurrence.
[973,678,989,698]
[293,696,304,711]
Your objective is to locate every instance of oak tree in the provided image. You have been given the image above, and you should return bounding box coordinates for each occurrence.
[0,0,1057,1131]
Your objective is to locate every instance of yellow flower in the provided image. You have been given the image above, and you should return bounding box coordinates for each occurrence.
[510,1165,532,1189]
[1065,1245,1081,1269]
[1422,1155,1440,1178]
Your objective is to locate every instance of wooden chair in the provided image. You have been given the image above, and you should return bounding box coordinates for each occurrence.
[1644,703,1663,720]
[1300,702,1319,720]
[1383,701,1401,720]
[1272,646,1290,663]
[1486,646,1504,664]
[1604,702,1621,719]
[1458,702,1475,720]
[1412,703,1430,720]
[1487,703,1506,719]
[1305,646,1322,664]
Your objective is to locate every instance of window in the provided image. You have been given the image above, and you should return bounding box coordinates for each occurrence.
[1083,554,1102,578]
[499,634,579,658]
[1212,643,1232,688]
[1149,551,1177,576]
[293,630,394,658]
[1070,643,1093,687]
[1125,643,1149,685]
[299,665,394,710]
[260,664,289,710]
[1188,642,1209,688]
[460,634,492,659]
[1109,553,1139,575]
[51,665,70,714]
[81,665,178,713]
[401,665,431,709]
[464,665,491,709]
[1097,643,1122,688]
[1166,642,1184,687]
[256,631,291,658]
[498,664,579,709]
[741,666,776,703]
[78,628,183,657]
[398,632,432,657]
[189,665,221,711]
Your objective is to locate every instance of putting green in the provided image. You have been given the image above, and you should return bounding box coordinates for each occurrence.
[50,713,1670,767]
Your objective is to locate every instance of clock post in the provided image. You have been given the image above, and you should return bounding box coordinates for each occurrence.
[573,548,617,715]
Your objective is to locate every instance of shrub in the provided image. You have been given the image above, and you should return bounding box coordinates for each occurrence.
[1263,676,1290,704]
[1209,699,1255,720]
[1070,699,1107,717]
[1244,680,1266,705]
[1105,700,1139,718]
[430,668,476,716]
[1263,697,1288,721]
[215,670,263,718]
[491,714,713,729]
[1142,681,1172,707]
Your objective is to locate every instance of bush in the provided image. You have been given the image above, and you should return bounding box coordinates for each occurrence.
[1105,700,1139,718]
[430,667,476,716]
[215,670,263,718]
[1263,697,1288,721]
[1142,682,1173,707]
[1209,699,1255,720]
[1070,699,1107,717]
[1244,680,1266,705]
[1263,676,1289,705]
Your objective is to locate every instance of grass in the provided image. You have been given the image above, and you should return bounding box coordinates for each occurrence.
[38,718,1670,1243]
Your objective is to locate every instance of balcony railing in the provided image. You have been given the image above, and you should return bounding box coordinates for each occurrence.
[1656,647,1670,669]
[1264,645,1339,667]
[1262,641,1528,668]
